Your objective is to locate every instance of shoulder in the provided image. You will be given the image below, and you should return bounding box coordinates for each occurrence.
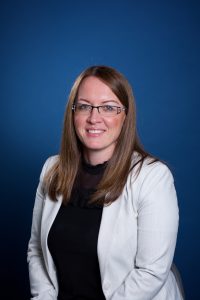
[129,153,178,230]
[39,155,59,181]
[130,152,175,196]
[131,152,173,178]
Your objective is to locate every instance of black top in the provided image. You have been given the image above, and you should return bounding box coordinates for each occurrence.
[48,160,107,300]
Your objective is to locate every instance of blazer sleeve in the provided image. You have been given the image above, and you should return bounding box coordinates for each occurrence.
[27,157,57,300]
[111,162,179,300]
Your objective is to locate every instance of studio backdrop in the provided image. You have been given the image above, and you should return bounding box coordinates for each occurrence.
[1,1,199,299]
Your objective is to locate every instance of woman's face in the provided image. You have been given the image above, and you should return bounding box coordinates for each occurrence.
[73,76,126,164]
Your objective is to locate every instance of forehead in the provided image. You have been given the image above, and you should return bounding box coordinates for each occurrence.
[77,76,120,103]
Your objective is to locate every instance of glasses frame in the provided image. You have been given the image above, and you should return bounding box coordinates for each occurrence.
[72,103,126,116]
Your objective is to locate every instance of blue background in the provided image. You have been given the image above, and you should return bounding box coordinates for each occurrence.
[1,0,199,299]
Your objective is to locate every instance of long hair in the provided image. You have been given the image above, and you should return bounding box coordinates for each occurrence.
[45,65,154,205]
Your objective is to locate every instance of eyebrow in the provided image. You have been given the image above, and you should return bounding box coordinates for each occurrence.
[77,98,121,105]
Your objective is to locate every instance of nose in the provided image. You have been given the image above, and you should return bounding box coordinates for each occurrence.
[87,107,102,123]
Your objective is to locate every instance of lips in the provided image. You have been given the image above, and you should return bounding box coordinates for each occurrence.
[87,129,105,134]
[86,128,106,137]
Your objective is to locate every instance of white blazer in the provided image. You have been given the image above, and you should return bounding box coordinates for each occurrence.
[27,154,183,300]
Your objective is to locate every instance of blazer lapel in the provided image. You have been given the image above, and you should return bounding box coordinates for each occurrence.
[97,194,123,279]
[41,194,62,287]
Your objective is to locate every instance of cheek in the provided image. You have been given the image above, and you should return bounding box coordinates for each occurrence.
[74,116,84,132]
[107,116,125,133]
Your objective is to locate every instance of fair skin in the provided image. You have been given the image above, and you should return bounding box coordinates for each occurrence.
[73,76,126,165]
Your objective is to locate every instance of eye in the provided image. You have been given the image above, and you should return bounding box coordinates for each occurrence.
[102,105,116,112]
[77,104,91,111]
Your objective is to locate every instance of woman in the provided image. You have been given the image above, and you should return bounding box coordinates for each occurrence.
[27,65,184,300]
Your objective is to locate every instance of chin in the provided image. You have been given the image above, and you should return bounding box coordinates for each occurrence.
[85,145,104,151]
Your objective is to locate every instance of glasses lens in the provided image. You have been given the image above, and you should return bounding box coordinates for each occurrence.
[100,105,118,116]
[76,104,91,114]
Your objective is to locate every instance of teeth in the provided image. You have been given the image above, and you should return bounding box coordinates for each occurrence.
[88,130,103,133]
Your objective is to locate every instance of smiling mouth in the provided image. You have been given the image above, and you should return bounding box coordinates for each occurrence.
[87,129,105,134]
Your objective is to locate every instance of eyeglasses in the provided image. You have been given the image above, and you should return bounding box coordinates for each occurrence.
[72,103,126,116]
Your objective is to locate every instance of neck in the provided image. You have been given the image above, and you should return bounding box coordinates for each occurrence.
[83,149,113,165]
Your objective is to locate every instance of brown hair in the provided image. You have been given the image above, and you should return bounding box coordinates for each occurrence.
[45,65,155,205]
